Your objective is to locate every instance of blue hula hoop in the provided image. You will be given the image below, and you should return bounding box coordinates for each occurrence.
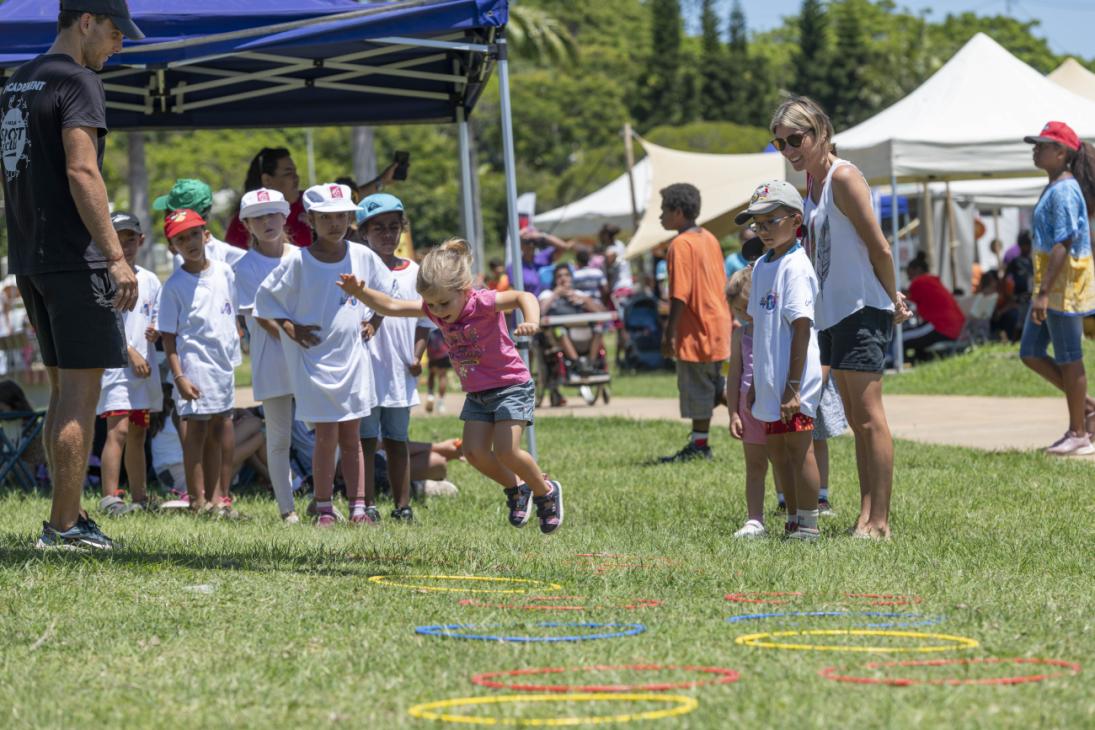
[724,611,942,628]
[415,621,647,643]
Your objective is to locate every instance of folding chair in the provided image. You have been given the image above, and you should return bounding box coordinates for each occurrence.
[0,410,45,490]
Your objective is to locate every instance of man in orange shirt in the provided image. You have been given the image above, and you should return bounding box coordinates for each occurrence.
[658,183,732,462]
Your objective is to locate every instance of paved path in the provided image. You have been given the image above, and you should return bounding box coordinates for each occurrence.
[234,387,1090,458]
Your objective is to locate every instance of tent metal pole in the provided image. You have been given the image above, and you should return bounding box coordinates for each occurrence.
[497,38,537,459]
[891,169,905,373]
[457,106,482,275]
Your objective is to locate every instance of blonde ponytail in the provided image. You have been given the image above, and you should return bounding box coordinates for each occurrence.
[417,237,474,296]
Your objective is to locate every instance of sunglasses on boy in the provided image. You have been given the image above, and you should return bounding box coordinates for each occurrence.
[770,131,810,152]
[748,214,795,232]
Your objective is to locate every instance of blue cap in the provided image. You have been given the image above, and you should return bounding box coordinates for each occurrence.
[356,193,404,225]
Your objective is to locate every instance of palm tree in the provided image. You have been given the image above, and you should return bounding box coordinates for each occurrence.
[505,4,579,67]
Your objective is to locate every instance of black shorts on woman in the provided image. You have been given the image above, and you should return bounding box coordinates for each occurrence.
[818,306,893,373]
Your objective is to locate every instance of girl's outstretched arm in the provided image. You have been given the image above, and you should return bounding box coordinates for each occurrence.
[337,274,422,317]
[495,289,541,336]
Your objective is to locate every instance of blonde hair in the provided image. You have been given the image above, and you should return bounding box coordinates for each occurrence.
[726,266,752,304]
[770,95,835,152]
[417,238,474,296]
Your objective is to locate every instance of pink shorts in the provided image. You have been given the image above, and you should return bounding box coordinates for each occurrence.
[737,390,767,445]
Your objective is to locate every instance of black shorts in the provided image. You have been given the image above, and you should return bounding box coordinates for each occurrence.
[429,356,451,370]
[819,306,894,373]
[17,270,127,370]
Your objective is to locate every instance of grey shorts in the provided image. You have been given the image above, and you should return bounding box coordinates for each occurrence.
[676,360,725,421]
[359,406,411,441]
[813,377,847,440]
[461,380,535,425]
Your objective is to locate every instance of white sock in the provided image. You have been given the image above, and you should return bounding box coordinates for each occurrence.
[691,431,709,447]
[819,487,829,500]
[798,509,819,530]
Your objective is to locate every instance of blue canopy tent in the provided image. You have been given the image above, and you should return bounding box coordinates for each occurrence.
[1,0,539,453]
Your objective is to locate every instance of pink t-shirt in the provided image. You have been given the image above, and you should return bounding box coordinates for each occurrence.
[422,288,529,393]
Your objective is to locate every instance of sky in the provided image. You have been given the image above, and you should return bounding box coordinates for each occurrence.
[702,0,1095,60]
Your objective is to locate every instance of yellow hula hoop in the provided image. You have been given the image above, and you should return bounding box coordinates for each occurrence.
[734,629,980,653]
[407,693,698,726]
[368,575,563,595]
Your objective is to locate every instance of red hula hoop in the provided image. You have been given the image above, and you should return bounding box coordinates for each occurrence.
[820,658,1082,686]
[471,664,741,693]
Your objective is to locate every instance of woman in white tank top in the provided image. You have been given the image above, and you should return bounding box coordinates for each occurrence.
[769,96,911,540]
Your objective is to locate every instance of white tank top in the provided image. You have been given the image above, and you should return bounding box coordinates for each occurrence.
[803,159,895,331]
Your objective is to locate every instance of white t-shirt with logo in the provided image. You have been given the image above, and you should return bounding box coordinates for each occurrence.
[97,265,163,414]
[172,234,246,273]
[255,243,394,423]
[235,247,293,401]
[158,260,242,417]
[367,258,434,408]
[747,243,823,422]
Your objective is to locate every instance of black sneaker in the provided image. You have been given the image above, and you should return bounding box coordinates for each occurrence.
[504,484,533,527]
[659,442,712,463]
[365,505,381,523]
[533,480,564,535]
[35,513,113,551]
[818,498,834,517]
[391,506,414,522]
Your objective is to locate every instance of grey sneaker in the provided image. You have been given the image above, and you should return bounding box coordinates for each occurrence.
[36,513,114,551]
[99,494,134,517]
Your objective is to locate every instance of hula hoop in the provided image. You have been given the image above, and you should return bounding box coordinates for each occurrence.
[820,658,1083,686]
[407,693,698,726]
[368,575,562,594]
[725,591,921,606]
[725,611,942,628]
[734,629,979,653]
[471,664,741,693]
[458,597,662,612]
[416,622,647,643]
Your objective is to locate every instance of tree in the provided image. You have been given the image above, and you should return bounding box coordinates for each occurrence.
[791,0,832,108]
[724,0,753,124]
[633,0,684,129]
[699,0,727,121]
[506,4,580,67]
[827,0,872,128]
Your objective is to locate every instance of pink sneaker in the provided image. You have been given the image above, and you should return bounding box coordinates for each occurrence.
[315,511,338,527]
[1046,432,1095,456]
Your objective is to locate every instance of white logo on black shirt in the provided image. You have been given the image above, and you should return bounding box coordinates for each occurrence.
[1,99,30,182]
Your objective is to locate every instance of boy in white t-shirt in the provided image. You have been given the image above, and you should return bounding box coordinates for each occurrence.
[739,181,823,540]
[158,209,243,517]
[155,178,247,272]
[96,212,163,517]
[355,194,433,522]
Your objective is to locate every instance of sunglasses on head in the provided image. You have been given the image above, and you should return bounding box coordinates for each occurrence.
[770,131,809,152]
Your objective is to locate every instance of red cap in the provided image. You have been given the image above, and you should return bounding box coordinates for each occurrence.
[1024,121,1081,151]
[163,208,206,240]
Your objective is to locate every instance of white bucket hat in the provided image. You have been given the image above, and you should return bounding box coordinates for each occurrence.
[239,188,291,219]
[302,183,358,213]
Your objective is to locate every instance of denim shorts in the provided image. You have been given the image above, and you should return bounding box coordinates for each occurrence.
[1019,308,1085,364]
[359,405,411,441]
[461,380,535,425]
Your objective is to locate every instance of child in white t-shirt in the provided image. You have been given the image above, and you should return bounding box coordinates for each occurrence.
[158,209,242,516]
[96,211,163,517]
[355,194,433,523]
[234,188,299,524]
[255,183,393,527]
[740,181,823,540]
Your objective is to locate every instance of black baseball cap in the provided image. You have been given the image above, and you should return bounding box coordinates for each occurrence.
[60,0,145,41]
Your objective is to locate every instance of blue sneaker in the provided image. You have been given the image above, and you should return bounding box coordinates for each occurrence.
[533,480,564,535]
[504,484,533,527]
[35,513,113,551]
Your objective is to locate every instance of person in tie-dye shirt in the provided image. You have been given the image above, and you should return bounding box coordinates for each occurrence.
[1020,121,1095,456]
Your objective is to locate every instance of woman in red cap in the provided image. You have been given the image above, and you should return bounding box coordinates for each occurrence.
[1020,121,1095,455]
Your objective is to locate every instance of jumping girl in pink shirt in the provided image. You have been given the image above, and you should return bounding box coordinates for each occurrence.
[337,238,563,534]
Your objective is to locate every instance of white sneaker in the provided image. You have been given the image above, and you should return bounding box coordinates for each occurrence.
[282,512,300,525]
[1046,432,1095,456]
[425,394,435,413]
[423,479,459,497]
[733,519,766,538]
[437,400,447,415]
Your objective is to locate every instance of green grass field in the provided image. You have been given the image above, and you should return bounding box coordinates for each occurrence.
[1,416,1091,728]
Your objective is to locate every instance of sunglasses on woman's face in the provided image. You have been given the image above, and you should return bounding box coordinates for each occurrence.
[771,131,809,151]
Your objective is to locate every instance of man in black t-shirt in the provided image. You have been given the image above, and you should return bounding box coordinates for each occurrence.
[0,2,143,550]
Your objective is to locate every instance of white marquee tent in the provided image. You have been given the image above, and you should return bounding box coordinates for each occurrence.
[533,158,651,239]
[834,33,1095,184]
[1048,58,1095,102]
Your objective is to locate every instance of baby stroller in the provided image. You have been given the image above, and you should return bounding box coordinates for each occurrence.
[530,310,614,407]
[621,293,666,371]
